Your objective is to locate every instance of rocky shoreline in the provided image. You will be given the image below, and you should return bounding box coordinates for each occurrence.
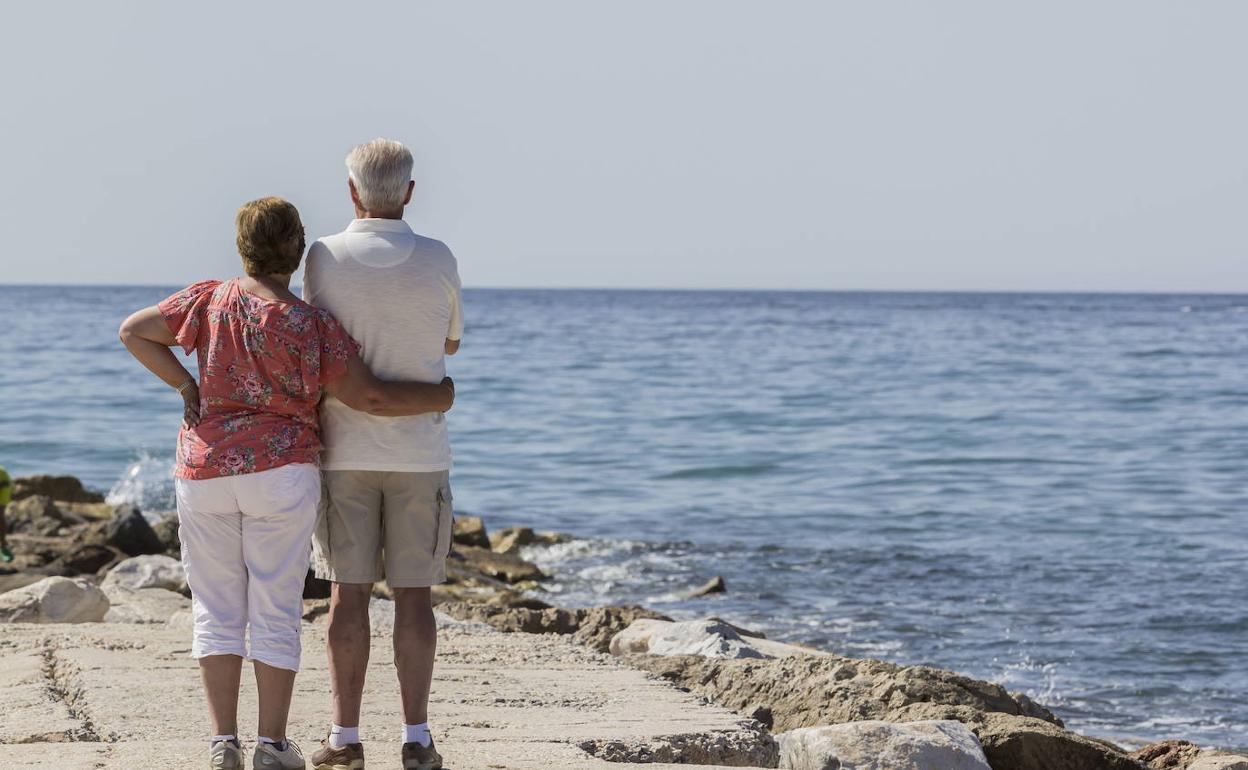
[1,474,1244,770]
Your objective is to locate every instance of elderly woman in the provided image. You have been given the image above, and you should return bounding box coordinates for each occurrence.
[119,197,453,770]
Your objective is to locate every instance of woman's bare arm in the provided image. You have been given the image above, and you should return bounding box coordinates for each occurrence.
[118,305,201,426]
[324,355,455,416]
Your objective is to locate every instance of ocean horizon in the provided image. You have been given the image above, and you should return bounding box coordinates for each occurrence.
[2,284,1245,750]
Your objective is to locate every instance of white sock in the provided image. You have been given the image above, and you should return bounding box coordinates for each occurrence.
[404,722,431,747]
[329,724,359,749]
[258,736,286,749]
[210,734,237,745]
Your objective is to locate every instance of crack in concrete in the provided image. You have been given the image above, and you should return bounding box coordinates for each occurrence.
[39,638,109,743]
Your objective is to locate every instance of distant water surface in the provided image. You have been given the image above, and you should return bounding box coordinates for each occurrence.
[0,285,1245,748]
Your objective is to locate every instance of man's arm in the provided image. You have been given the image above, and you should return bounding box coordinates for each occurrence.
[324,355,455,416]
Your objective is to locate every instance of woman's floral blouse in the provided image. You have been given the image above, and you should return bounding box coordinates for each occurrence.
[159,278,359,480]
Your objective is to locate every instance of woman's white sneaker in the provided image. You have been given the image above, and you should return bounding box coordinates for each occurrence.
[210,739,244,770]
[253,740,306,770]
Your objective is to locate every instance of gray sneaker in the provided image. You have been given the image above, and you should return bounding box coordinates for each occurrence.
[253,740,306,770]
[210,739,244,770]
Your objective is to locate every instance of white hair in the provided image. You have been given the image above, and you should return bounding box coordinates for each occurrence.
[345,138,414,212]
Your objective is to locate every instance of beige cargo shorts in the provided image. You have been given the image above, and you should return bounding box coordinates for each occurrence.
[311,470,453,587]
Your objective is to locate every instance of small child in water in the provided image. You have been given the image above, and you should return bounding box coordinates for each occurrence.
[0,466,12,562]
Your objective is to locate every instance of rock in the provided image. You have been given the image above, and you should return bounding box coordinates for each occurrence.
[11,475,104,503]
[5,495,84,536]
[571,605,673,652]
[489,526,536,554]
[452,515,489,548]
[101,554,186,593]
[533,530,571,545]
[151,516,180,554]
[0,576,109,623]
[777,720,992,770]
[438,601,581,635]
[1188,754,1248,770]
[0,572,45,595]
[103,587,190,623]
[450,545,545,583]
[302,598,331,621]
[611,618,768,659]
[104,505,165,556]
[684,575,727,598]
[52,543,124,575]
[580,720,779,767]
[628,652,1062,736]
[888,704,1142,770]
[303,570,332,600]
[1131,740,1203,769]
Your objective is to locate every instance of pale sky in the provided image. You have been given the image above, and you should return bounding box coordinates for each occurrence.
[2,1,1246,292]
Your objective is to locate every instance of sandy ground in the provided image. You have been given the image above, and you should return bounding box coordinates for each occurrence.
[0,614,766,769]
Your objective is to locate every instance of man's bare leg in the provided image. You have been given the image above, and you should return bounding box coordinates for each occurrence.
[392,586,437,725]
[326,582,373,729]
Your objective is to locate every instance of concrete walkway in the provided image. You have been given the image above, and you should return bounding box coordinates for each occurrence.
[0,614,770,769]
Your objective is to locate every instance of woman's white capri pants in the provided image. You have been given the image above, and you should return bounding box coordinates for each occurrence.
[174,462,320,672]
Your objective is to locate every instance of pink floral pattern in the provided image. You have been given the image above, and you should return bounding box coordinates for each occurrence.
[159,279,359,479]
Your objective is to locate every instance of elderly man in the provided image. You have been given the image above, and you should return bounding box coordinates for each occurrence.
[305,139,463,770]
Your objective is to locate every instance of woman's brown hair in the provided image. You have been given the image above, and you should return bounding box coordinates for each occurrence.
[236,197,306,277]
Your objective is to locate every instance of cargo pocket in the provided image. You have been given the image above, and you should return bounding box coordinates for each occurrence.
[434,486,453,560]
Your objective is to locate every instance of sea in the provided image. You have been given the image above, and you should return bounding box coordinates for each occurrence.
[1,285,1245,749]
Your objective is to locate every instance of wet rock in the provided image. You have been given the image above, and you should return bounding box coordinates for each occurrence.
[151,516,180,554]
[580,720,778,767]
[777,720,991,770]
[489,526,536,554]
[0,576,109,623]
[12,475,104,503]
[1131,740,1203,769]
[888,704,1142,770]
[103,586,190,623]
[684,575,727,598]
[101,554,186,593]
[450,545,545,583]
[52,543,124,575]
[104,505,165,556]
[611,618,767,659]
[452,515,489,548]
[571,605,673,653]
[629,652,1062,736]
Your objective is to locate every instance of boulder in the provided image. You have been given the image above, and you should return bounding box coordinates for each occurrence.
[0,576,109,623]
[53,543,124,575]
[103,586,190,623]
[777,720,991,770]
[489,526,536,554]
[888,704,1143,770]
[101,554,186,593]
[571,605,673,652]
[1188,754,1248,770]
[450,545,545,583]
[684,575,727,597]
[580,721,779,767]
[438,601,581,635]
[151,516,180,554]
[12,475,104,503]
[5,495,84,536]
[628,651,1062,736]
[611,618,767,659]
[452,515,489,548]
[1131,740,1203,769]
[104,505,164,556]
[0,572,45,595]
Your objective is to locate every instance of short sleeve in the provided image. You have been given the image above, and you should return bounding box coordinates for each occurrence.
[158,280,221,354]
[446,261,464,342]
[315,311,361,386]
